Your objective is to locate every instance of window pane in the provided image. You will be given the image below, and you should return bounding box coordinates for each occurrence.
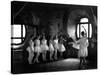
[80,24,88,37]
[11,25,26,45]
[11,25,13,37]
[11,45,22,49]
[80,18,88,23]
[12,25,21,37]
[12,39,21,44]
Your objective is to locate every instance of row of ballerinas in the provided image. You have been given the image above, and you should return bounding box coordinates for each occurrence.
[26,35,66,64]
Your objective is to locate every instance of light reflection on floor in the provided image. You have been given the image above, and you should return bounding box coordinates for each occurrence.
[13,58,96,74]
[41,58,80,71]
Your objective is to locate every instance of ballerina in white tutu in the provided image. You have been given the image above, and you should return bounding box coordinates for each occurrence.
[41,35,49,61]
[58,36,66,58]
[49,36,54,60]
[26,37,34,64]
[53,35,59,60]
[34,36,41,63]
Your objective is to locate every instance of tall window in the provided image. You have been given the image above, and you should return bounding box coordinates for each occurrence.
[77,18,92,38]
[11,24,26,48]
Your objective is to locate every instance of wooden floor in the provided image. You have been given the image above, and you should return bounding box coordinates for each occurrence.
[12,58,97,74]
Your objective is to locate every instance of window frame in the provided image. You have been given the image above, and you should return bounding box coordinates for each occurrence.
[11,24,26,45]
[76,17,92,39]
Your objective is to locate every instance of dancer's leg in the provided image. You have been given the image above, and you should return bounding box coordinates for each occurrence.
[54,49,57,60]
[83,57,86,65]
[50,51,53,60]
[42,51,45,61]
[79,57,83,68]
[34,52,40,63]
[28,52,34,64]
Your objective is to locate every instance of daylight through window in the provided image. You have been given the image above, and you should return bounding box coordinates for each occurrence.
[77,18,92,38]
[11,24,26,47]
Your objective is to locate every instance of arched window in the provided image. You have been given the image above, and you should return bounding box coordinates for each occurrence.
[77,18,92,38]
[80,18,88,22]
[11,24,26,48]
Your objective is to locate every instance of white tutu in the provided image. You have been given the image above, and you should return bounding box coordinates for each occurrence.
[34,39,41,52]
[27,46,34,53]
[27,46,31,53]
[41,44,49,51]
[41,39,49,51]
[34,46,41,53]
[58,44,66,52]
[53,39,59,50]
[54,43,59,50]
[49,43,54,51]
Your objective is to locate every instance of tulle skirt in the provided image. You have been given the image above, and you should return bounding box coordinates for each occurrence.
[58,44,66,52]
[34,46,41,53]
[27,46,34,53]
[49,43,54,51]
[41,44,49,51]
[54,43,59,50]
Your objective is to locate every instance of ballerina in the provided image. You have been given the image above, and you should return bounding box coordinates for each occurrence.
[41,35,49,61]
[34,36,41,63]
[58,36,66,58]
[49,36,54,60]
[26,37,34,64]
[53,35,59,60]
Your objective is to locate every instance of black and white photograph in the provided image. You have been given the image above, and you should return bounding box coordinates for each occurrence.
[11,1,97,74]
